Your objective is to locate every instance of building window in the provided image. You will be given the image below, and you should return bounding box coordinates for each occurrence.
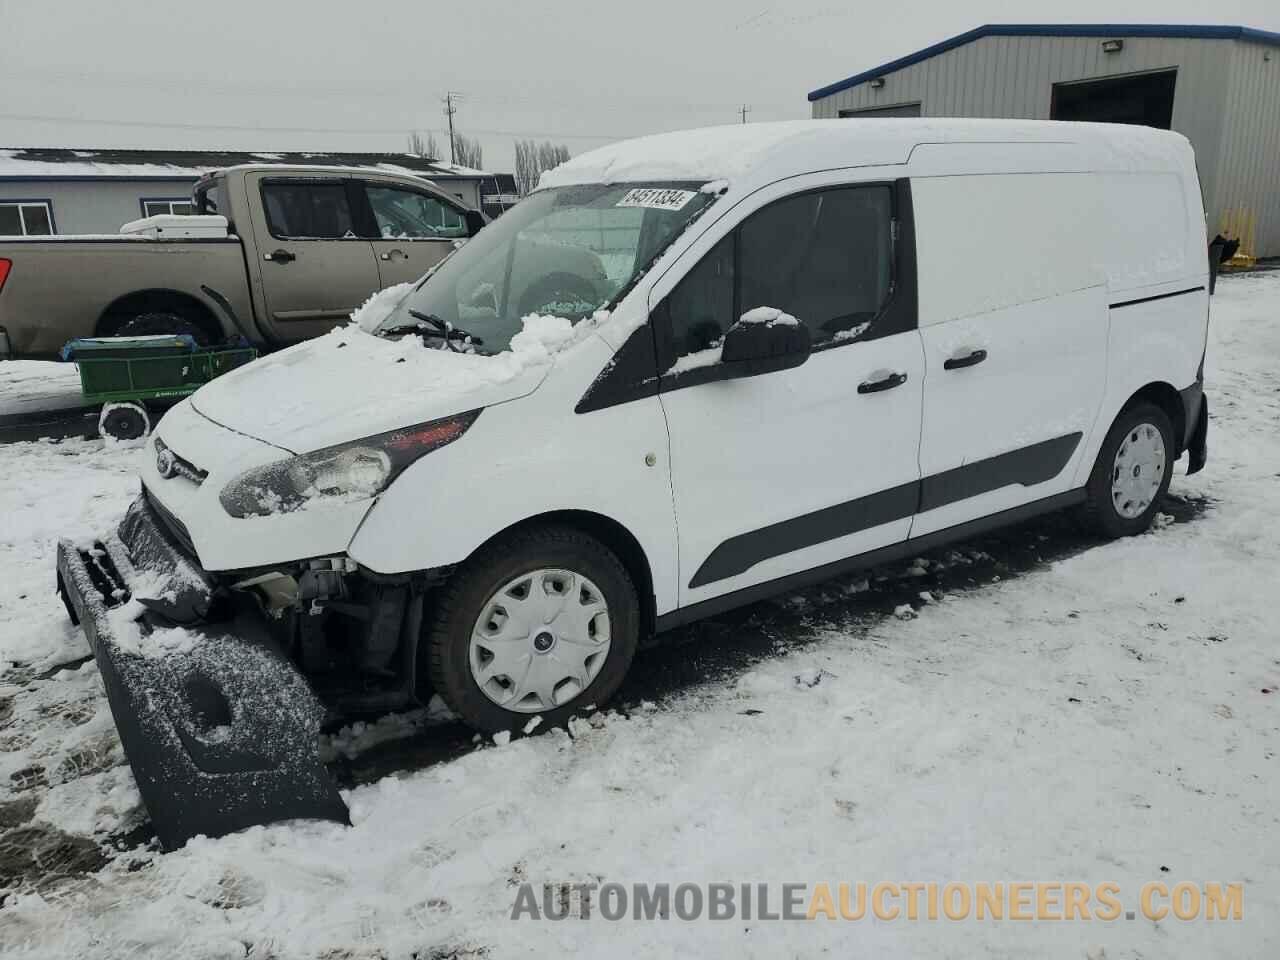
[0,200,55,236]
[141,198,194,218]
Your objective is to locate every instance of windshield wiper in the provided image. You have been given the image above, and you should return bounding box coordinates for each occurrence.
[379,310,484,352]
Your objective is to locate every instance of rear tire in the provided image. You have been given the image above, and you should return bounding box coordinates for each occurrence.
[115,311,214,345]
[427,525,640,734]
[1081,402,1175,538]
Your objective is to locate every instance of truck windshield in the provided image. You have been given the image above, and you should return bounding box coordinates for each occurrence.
[378,182,716,354]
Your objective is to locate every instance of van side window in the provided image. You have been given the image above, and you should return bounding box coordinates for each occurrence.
[664,185,895,359]
[739,186,893,344]
[667,235,735,356]
[261,181,355,239]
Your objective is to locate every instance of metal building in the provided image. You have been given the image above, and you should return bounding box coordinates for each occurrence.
[809,24,1280,260]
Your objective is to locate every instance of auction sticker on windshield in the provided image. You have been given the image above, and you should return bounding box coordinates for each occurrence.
[616,188,698,211]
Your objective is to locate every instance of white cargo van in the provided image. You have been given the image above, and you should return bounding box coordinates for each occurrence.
[58,120,1210,844]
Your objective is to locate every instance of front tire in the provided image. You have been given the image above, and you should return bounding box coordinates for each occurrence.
[1082,402,1175,538]
[427,525,640,733]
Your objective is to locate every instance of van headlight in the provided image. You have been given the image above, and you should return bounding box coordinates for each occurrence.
[220,410,479,518]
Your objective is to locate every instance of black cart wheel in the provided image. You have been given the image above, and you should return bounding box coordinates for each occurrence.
[98,402,151,441]
[426,525,640,733]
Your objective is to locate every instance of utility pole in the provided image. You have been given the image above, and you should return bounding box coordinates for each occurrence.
[443,92,460,163]
[740,104,751,124]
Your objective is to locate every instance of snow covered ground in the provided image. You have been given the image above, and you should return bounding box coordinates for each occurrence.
[1,273,1278,957]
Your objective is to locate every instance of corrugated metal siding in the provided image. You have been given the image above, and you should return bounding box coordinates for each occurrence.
[1214,41,1280,257]
[812,35,1250,249]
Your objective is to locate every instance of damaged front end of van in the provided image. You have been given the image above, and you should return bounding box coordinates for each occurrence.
[56,495,354,850]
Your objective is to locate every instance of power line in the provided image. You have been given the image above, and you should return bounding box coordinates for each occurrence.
[0,110,639,142]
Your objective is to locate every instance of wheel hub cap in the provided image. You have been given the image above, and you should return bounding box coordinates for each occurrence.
[469,568,612,713]
[1111,422,1166,519]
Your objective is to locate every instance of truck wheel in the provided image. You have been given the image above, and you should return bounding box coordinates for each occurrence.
[1081,402,1175,538]
[427,525,640,734]
[116,311,213,345]
[98,402,150,441]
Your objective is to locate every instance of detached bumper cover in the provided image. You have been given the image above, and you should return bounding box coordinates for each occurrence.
[56,494,348,850]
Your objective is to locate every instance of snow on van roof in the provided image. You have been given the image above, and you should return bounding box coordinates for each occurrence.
[537,119,1190,192]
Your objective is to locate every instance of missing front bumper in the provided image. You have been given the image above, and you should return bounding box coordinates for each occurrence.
[55,494,349,850]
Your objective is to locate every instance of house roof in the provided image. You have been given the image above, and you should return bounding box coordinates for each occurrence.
[808,23,1280,102]
[0,147,491,181]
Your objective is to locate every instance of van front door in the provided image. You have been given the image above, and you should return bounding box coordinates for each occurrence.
[247,174,381,342]
[655,181,925,609]
[910,173,1108,537]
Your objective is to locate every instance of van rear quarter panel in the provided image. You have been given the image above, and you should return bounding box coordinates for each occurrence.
[1074,166,1209,482]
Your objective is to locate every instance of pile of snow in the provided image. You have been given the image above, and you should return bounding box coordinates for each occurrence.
[738,306,798,326]
[351,282,415,332]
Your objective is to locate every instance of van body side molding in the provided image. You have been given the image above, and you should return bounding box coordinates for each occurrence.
[1109,286,1205,309]
[688,432,1082,588]
[662,488,1088,631]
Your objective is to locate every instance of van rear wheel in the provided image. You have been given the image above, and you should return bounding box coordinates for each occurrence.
[426,525,640,734]
[1082,402,1175,538]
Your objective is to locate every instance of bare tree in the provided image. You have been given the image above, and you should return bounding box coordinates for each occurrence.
[514,139,571,195]
[453,134,484,170]
[407,130,440,160]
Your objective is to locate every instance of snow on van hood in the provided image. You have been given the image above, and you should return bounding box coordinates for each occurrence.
[190,314,584,453]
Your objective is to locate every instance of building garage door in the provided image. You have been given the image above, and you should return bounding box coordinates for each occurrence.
[839,102,923,118]
[1050,69,1177,128]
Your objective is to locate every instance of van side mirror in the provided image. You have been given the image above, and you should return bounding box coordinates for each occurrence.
[464,210,486,237]
[719,310,811,378]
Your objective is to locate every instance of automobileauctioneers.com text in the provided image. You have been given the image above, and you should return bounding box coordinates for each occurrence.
[511,880,1243,922]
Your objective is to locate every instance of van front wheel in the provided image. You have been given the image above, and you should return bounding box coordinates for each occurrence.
[426,525,640,734]
[1082,402,1175,538]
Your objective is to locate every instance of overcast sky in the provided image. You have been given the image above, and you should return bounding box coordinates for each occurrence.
[4,0,1279,172]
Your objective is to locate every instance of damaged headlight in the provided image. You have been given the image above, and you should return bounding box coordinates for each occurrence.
[219,410,480,518]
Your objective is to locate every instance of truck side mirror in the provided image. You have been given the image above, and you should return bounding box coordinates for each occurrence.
[464,210,486,237]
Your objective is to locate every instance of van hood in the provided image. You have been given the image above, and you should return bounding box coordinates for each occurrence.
[190,326,555,453]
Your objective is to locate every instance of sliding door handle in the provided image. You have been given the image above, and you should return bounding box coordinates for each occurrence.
[943,349,987,370]
[857,371,908,394]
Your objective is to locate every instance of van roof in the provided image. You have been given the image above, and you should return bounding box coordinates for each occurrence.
[538,119,1191,194]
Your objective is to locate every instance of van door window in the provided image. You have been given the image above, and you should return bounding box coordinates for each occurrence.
[365,185,469,239]
[666,235,735,356]
[664,185,895,360]
[261,181,356,239]
[738,185,893,345]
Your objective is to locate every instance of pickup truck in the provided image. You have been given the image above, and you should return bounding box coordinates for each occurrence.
[0,164,485,358]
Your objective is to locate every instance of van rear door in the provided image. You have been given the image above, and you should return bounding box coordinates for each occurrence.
[910,171,1108,537]
[245,173,381,342]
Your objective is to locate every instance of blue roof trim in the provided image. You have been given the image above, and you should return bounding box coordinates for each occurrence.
[807,23,1280,101]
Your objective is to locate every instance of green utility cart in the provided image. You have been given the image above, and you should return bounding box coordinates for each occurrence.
[60,335,257,440]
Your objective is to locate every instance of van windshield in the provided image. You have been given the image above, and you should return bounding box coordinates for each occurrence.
[377,182,716,354]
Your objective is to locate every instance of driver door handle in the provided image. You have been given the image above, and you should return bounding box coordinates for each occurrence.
[857,371,908,394]
[379,248,408,262]
[264,249,296,264]
[944,349,988,370]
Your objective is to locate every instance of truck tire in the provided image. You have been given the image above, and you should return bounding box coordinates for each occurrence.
[115,311,214,345]
[427,525,640,734]
[1081,402,1175,539]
